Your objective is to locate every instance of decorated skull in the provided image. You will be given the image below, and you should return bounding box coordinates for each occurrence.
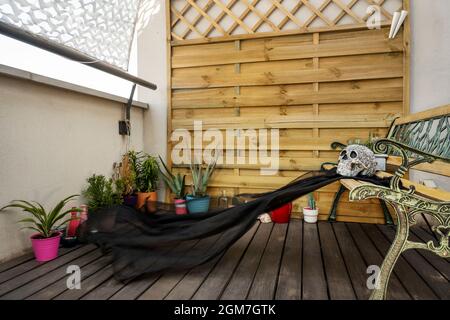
[337,145,377,177]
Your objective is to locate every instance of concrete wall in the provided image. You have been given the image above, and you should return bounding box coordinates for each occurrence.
[409,0,450,191]
[0,74,144,262]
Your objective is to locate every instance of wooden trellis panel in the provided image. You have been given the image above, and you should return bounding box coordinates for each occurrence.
[170,0,402,43]
[166,0,410,223]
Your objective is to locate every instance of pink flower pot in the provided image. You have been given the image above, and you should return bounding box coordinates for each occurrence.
[30,232,62,262]
[174,199,188,215]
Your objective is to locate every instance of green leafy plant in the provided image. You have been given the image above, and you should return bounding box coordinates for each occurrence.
[0,195,80,238]
[158,156,186,199]
[189,160,217,198]
[307,193,316,210]
[82,174,123,212]
[136,154,160,192]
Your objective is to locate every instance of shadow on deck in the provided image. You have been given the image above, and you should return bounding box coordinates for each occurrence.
[0,221,448,300]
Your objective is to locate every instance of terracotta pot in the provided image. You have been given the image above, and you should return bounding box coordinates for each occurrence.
[31,232,62,262]
[136,192,156,209]
[174,199,187,215]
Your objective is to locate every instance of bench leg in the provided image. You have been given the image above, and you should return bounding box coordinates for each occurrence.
[370,203,409,300]
[328,185,346,222]
[379,200,394,225]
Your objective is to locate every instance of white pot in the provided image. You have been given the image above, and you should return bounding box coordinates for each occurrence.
[303,207,319,224]
[375,154,388,171]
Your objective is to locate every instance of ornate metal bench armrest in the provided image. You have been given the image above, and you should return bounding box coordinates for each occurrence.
[349,183,450,259]
[373,139,436,192]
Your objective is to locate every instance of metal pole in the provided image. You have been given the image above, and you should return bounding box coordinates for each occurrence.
[0,21,157,91]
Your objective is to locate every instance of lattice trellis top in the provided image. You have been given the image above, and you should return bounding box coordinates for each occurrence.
[0,0,151,70]
[171,0,403,41]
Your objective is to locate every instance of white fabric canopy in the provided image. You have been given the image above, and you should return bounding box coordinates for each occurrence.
[0,0,146,70]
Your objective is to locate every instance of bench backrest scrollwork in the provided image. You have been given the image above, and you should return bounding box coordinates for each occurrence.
[374,105,450,192]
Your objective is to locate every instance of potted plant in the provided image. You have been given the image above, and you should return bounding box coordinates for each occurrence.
[135,153,160,210]
[186,160,216,214]
[0,195,80,261]
[82,174,123,212]
[114,151,138,207]
[159,156,187,214]
[303,193,319,224]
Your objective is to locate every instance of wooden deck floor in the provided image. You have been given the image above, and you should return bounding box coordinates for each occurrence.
[0,220,448,300]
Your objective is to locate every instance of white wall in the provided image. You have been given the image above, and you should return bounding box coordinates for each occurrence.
[410,0,450,113]
[409,0,450,190]
[137,1,168,199]
[0,74,144,262]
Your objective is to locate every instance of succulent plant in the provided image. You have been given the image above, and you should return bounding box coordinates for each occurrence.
[189,160,217,198]
[158,156,186,199]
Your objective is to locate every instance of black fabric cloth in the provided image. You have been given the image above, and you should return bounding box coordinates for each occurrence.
[79,168,391,282]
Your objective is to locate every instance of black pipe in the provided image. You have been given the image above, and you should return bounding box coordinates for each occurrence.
[0,21,157,91]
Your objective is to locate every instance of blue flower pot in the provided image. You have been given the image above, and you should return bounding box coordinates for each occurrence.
[186,195,210,214]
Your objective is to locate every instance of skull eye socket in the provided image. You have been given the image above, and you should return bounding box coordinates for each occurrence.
[350,151,357,159]
[340,150,348,160]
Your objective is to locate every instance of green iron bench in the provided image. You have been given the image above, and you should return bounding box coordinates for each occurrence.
[330,104,450,300]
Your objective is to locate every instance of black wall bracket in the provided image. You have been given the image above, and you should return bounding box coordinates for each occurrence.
[119,84,137,136]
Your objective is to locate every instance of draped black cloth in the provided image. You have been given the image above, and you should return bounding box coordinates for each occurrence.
[79,168,391,282]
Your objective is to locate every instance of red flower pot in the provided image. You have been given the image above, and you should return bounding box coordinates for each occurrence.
[30,232,62,262]
[270,203,292,224]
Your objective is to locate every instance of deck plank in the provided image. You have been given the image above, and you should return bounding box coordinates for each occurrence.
[332,223,371,300]
[1,249,103,300]
[54,264,114,300]
[109,240,200,300]
[362,224,438,300]
[27,254,112,300]
[0,252,35,274]
[0,245,82,285]
[318,223,356,300]
[221,223,272,300]
[0,245,96,297]
[81,272,125,300]
[1,220,446,300]
[302,223,328,300]
[247,223,288,300]
[275,220,302,300]
[164,256,222,300]
[192,223,259,300]
[378,225,450,300]
[138,234,223,300]
[410,227,450,281]
[346,223,411,300]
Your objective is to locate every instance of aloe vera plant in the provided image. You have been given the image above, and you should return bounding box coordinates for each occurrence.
[158,156,186,199]
[0,195,80,238]
[189,160,217,198]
